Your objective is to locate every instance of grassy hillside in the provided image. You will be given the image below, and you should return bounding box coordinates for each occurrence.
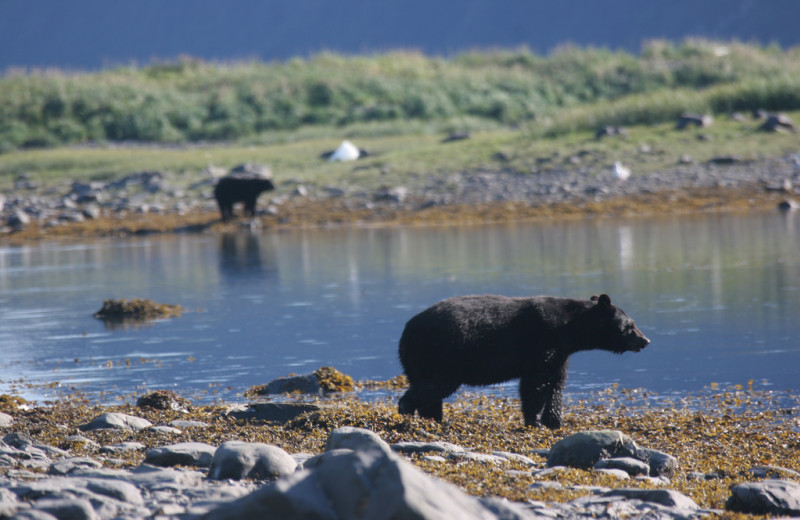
[1,39,799,153]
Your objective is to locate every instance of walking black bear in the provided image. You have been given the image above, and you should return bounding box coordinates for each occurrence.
[397,294,649,428]
[214,175,275,220]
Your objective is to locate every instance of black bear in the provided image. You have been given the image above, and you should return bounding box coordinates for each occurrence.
[214,175,275,220]
[397,294,649,428]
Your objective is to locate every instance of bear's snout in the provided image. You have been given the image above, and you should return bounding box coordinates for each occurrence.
[629,333,650,352]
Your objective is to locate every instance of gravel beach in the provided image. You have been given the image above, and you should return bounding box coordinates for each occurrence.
[1,152,799,242]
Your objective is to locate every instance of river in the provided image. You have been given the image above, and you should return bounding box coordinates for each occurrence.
[1,210,798,405]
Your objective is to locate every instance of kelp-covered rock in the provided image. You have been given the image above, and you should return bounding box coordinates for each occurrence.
[93,298,184,328]
[136,390,191,412]
[246,366,354,397]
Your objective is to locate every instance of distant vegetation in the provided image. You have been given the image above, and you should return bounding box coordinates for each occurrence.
[1,39,799,152]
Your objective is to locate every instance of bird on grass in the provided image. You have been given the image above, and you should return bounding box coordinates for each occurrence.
[613,161,631,181]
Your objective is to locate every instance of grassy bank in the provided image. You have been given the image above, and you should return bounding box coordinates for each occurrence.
[2,39,799,152]
[2,109,798,189]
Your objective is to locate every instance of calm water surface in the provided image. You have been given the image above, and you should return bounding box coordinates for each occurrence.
[1,211,798,404]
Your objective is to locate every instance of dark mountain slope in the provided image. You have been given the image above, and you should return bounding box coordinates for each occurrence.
[0,0,795,70]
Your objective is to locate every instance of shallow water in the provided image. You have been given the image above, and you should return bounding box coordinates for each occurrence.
[1,210,799,404]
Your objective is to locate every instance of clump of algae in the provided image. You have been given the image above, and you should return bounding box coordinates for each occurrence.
[93,298,184,326]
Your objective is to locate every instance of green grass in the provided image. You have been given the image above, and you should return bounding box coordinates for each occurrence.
[1,109,797,194]
[2,39,800,153]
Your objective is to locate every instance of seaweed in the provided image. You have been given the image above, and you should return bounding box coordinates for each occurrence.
[93,298,184,329]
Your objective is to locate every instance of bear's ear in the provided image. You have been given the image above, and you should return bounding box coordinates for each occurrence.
[596,294,612,308]
[590,295,599,302]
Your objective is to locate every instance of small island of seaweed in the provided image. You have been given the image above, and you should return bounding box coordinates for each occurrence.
[93,298,185,328]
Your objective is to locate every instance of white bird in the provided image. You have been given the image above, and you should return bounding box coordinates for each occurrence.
[613,161,631,181]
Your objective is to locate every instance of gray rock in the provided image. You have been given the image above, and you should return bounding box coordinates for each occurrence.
[593,457,650,477]
[547,430,639,469]
[0,487,19,517]
[70,464,205,488]
[259,373,322,395]
[603,488,698,509]
[229,163,272,179]
[169,419,209,429]
[31,498,98,520]
[530,481,564,491]
[391,441,466,456]
[13,511,60,520]
[98,442,146,454]
[147,425,182,435]
[203,447,497,520]
[748,465,800,479]
[224,402,325,423]
[78,413,152,432]
[48,458,103,476]
[144,442,217,468]
[726,479,800,515]
[374,186,409,203]
[449,452,509,465]
[7,209,31,229]
[593,468,630,480]
[492,451,537,466]
[479,496,540,520]
[85,478,144,507]
[325,426,392,455]
[0,412,12,427]
[207,441,298,481]
[636,447,679,478]
[63,436,99,450]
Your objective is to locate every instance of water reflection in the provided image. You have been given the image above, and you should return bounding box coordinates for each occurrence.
[0,211,798,404]
[218,233,278,279]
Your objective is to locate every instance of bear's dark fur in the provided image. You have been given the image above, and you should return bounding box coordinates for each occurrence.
[397,294,649,428]
[214,176,275,220]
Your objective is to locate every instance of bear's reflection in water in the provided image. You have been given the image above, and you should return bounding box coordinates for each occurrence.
[218,233,278,280]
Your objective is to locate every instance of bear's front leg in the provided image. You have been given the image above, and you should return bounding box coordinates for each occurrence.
[519,375,550,427]
[243,195,258,216]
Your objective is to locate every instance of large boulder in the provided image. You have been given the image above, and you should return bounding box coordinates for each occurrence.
[203,446,498,520]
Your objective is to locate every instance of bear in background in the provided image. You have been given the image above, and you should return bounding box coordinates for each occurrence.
[397,294,649,428]
[214,173,275,221]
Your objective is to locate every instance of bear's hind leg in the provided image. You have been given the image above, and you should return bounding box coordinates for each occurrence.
[417,399,443,422]
[519,375,549,428]
[540,385,564,429]
[398,380,457,422]
[398,388,421,416]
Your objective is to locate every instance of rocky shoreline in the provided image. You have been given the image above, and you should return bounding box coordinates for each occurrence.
[2,153,799,242]
[1,385,800,520]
